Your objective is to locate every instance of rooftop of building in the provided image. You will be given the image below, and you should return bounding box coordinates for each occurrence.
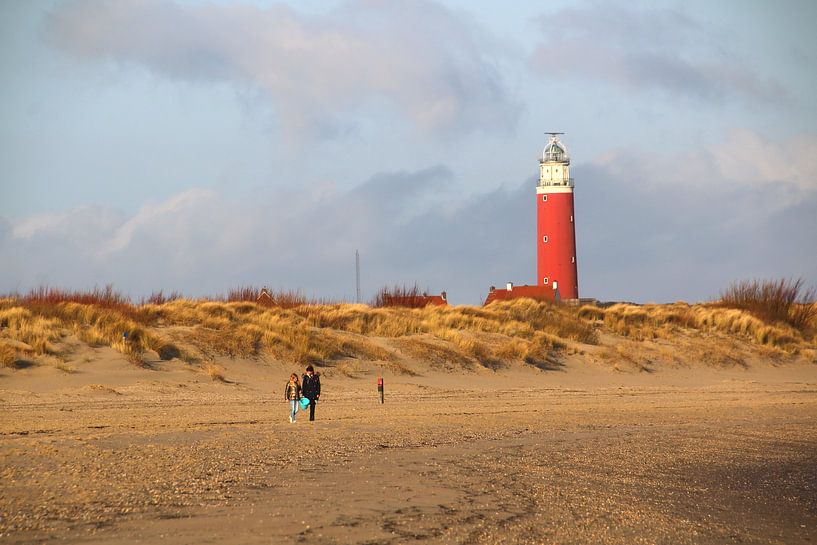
[381,292,448,308]
[483,283,558,306]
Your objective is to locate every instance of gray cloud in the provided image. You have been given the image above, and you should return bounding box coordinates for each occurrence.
[576,166,817,302]
[529,4,788,104]
[575,128,817,301]
[45,0,518,140]
[0,166,466,300]
[2,137,815,305]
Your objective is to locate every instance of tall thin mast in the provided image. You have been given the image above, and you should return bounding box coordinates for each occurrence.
[355,250,361,304]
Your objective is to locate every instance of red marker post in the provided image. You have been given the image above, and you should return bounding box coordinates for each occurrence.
[377,377,384,404]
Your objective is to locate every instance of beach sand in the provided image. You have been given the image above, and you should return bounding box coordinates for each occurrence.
[2,349,817,544]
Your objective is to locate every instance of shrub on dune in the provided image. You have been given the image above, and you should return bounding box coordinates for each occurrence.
[719,278,816,333]
[0,343,17,368]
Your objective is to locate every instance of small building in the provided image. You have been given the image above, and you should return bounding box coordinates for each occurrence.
[483,283,557,306]
[256,288,273,305]
[382,291,448,308]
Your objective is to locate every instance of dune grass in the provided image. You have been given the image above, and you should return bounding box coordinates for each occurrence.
[0,292,596,371]
[0,343,17,368]
[578,294,815,350]
[1,281,815,374]
[0,305,63,356]
[719,278,817,333]
[372,284,432,308]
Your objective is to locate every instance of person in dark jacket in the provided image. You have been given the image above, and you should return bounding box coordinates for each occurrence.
[301,365,321,421]
[284,373,301,423]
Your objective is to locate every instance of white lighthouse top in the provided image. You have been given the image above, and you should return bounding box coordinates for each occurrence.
[541,134,569,164]
[538,132,573,190]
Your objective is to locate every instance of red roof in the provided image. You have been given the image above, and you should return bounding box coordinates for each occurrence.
[257,289,273,305]
[382,294,448,307]
[483,284,556,306]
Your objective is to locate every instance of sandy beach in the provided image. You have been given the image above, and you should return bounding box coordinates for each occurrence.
[2,351,816,545]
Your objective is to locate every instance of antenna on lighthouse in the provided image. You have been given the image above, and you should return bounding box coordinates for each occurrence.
[355,249,361,304]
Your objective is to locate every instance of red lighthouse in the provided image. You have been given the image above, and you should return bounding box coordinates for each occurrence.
[482,133,580,307]
[537,133,578,299]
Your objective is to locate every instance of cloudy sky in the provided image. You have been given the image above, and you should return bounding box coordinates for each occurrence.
[2,0,815,304]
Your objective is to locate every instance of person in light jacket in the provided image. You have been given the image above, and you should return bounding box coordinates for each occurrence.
[284,373,301,423]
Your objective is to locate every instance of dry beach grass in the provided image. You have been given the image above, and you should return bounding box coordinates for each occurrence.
[1,280,814,378]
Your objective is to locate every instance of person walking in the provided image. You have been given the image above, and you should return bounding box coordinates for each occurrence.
[301,365,321,421]
[284,373,302,423]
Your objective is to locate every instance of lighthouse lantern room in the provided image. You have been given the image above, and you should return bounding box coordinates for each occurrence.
[537,133,578,299]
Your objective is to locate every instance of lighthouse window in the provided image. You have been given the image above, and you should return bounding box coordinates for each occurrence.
[570,215,573,222]
[543,277,549,285]
[571,256,575,263]
[542,195,548,202]
[542,236,548,243]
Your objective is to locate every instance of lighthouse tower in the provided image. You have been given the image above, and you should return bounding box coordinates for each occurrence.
[537,133,578,299]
